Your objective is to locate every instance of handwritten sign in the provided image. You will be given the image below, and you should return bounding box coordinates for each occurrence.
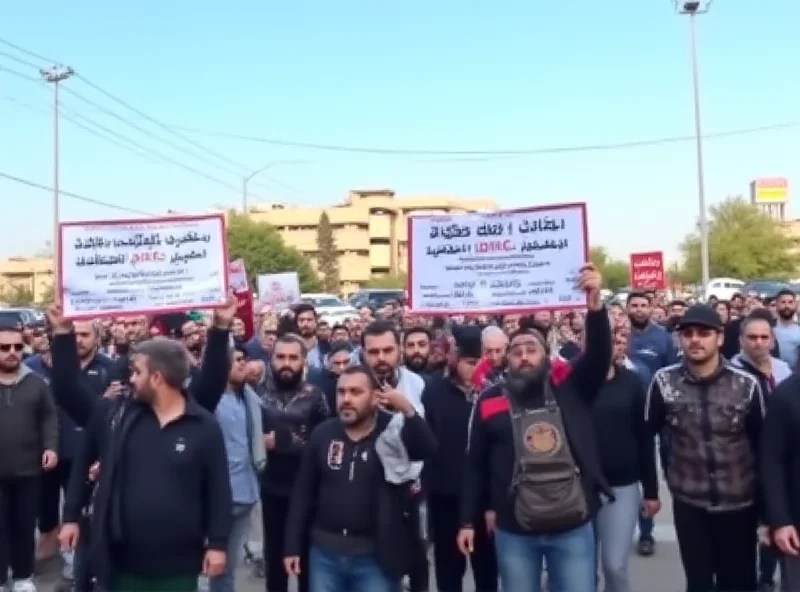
[630,251,665,290]
[256,272,301,313]
[408,203,589,314]
[59,214,228,319]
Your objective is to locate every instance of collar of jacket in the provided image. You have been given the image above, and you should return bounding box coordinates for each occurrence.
[679,355,728,385]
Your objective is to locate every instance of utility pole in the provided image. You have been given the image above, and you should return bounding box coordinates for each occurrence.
[40,65,74,288]
[676,0,712,292]
[242,160,306,215]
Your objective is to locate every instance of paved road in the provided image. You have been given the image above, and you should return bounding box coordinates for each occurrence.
[36,483,687,591]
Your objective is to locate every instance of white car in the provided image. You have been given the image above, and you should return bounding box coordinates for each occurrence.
[705,277,745,302]
[301,293,358,324]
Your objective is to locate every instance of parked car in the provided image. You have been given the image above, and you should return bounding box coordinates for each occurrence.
[349,289,405,310]
[743,280,792,300]
[0,307,39,328]
[705,278,746,302]
[300,293,358,324]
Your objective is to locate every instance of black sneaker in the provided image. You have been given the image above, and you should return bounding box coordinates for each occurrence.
[636,536,656,556]
[758,583,775,592]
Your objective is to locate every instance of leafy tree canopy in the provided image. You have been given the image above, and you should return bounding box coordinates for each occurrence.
[590,246,630,291]
[2,285,35,307]
[316,213,340,293]
[226,212,322,293]
[678,196,797,281]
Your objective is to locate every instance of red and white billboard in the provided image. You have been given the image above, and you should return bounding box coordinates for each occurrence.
[630,251,665,290]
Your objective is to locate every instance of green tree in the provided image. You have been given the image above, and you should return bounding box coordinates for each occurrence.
[678,196,797,281]
[38,283,55,305]
[315,213,340,293]
[590,246,630,291]
[365,273,407,289]
[2,285,35,306]
[226,212,322,292]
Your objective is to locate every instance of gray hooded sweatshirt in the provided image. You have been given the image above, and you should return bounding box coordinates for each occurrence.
[0,364,59,478]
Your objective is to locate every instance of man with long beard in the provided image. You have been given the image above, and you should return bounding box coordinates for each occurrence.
[457,264,611,592]
[259,334,330,592]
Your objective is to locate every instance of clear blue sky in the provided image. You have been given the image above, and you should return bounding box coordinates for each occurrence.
[1,0,798,263]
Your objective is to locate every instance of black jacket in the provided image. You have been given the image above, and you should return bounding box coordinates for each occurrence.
[51,327,231,586]
[284,411,437,578]
[460,307,612,533]
[592,365,658,499]
[260,374,331,497]
[761,373,800,530]
[421,376,475,498]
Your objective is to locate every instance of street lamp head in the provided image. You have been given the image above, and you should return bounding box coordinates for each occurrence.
[675,0,712,14]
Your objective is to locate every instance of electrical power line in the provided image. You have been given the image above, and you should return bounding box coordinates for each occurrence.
[0,63,311,200]
[0,171,157,215]
[3,36,800,159]
[1,94,299,211]
[170,120,800,157]
[0,64,243,192]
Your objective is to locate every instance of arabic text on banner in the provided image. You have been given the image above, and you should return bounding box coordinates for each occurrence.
[256,272,301,312]
[408,204,588,313]
[60,215,228,318]
[629,251,666,290]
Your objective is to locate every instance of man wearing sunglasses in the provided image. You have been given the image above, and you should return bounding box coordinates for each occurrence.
[0,323,59,592]
[644,304,766,592]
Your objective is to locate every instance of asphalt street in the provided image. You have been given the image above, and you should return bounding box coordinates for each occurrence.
[35,482,689,592]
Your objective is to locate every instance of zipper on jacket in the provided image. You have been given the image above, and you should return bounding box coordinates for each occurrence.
[348,446,358,481]
[698,383,720,506]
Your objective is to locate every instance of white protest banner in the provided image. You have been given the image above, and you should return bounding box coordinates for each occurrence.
[256,272,301,312]
[59,214,229,319]
[228,259,249,293]
[407,203,588,314]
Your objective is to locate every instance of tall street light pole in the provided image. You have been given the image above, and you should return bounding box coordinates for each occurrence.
[40,65,74,287]
[676,0,712,291]
[242,160,306,214]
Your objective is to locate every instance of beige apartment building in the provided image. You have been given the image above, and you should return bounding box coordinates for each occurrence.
[248,189,498,293]
[0,257,54,304]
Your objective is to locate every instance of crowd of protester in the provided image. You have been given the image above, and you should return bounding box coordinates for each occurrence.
[2,270,800,592]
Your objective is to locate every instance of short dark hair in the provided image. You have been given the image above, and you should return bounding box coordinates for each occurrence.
[274,334,308,357]
[627,291,650,305]
[361,320,400,347]
[776,289,796,300]
[339,365,379,390]
[741,309,775,334]
[131,338,191,390]
[294,303,317,318]
[403,326,431,344]
[331,323,349,334]
[0,324,23,334]
[329,340,354,356]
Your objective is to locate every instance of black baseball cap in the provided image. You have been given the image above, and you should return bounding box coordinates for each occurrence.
[675,304,723,332]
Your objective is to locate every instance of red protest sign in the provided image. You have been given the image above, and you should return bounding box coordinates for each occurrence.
[228,260,254,341]
[629,251,666,290]
[236,290,255,341]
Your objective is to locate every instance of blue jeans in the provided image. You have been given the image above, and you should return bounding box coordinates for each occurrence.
[309,546,401,592]
[494,522,595,592]
[596,484,640,592]
[208,503,255,592]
